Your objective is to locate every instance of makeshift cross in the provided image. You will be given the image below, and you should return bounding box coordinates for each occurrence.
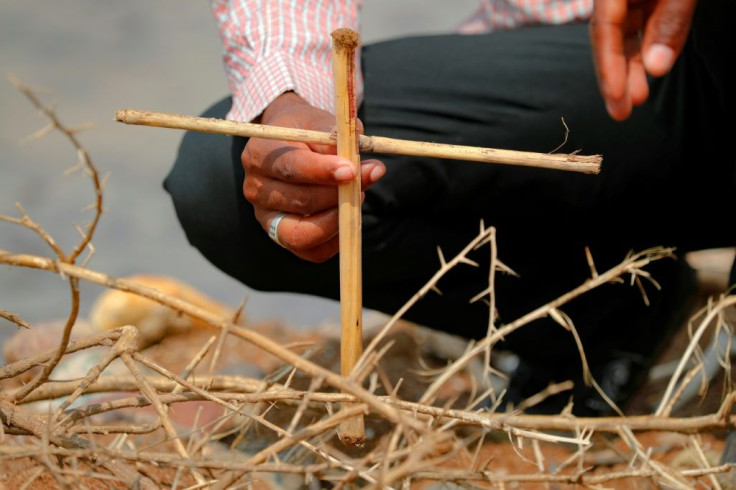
[115,28,601,447]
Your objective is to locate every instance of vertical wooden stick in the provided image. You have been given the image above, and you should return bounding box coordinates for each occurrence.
[332,27,365,447]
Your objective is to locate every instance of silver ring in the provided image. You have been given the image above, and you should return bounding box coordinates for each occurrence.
[268,213,287,247]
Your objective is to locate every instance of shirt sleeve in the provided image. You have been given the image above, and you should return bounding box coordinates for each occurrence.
[456,0,592,34]
[210,0,362,122]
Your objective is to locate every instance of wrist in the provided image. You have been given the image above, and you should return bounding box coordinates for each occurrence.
[260,91,310,124]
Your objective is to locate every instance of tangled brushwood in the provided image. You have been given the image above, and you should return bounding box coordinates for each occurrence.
[1,77,735,489]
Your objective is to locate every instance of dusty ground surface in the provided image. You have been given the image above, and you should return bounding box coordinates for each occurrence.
[1,281,734,488]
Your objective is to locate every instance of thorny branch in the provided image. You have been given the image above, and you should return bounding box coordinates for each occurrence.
[1,79,735,489]
[3,76,104,404]
[0,309,30,330]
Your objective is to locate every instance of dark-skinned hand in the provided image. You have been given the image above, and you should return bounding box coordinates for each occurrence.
[242,91,385,262]
[590,0,697,121]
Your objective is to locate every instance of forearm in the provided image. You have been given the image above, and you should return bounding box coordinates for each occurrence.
[210,0,363,122]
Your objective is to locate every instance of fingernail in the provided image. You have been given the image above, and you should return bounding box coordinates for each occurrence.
[333,165,354,181]
[644,44,675,76]
[605,100,617,118]
[605,98,629,121]
[369,164,385,182]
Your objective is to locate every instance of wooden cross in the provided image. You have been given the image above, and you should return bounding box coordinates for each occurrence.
[115,28,601,447]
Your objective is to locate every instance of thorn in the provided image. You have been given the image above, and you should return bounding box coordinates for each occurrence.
[585,246,599,279]
[63,163,84,176]
[368,372,379,394]
[644,274,662,291]
[634,276,651,306]
[80,243,95,268]
[81,202,97,213]
[549,308,570,330]
[100,172,111,191]
[14,202,27,217]
[19,123,55,145]
[68,122,95,134]
[495,260,519,277]
[470,287,491,304]
[474,236,492,250]
[77,148,91,167]
[391,378,404,397]
[430,285,443,296]
[459,257,479,268]
[73,223,86,238]
[437,246,446,267]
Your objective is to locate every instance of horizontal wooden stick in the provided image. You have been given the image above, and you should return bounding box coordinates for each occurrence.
[115,109,601,174]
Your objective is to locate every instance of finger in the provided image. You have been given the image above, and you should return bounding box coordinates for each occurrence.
[360,159,386,190]
[641,0,697,76]
[263,140,380,187]
[627,56,650,107]
[259,143,356,184]
[259,208,340,253]
[292,235,340,263]
[622,14,650,107]
[245,159,384,215]
[590,0,632,120]
[244,175,340,215]
[302,189,367,263]
[305,117,366,155]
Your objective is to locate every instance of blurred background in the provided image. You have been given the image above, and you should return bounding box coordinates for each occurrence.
[0,0,477,349]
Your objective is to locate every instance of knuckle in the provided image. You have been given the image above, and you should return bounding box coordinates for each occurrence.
[274,160,296,182]
[241,144,257,169]
[242,177,262,204]
[243,187,258,204]
[289,192,323,215]
[290,198,311,215]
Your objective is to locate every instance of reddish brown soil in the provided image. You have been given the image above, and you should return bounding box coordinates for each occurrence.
[1,299,734,488]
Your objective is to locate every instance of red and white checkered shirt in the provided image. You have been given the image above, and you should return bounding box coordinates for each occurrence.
[210,0,592,122]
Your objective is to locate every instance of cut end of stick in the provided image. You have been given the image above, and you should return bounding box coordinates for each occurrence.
[568,153,602,174]
[115,109,148,125]
[331,28,361,49]
[338,405,366,447]
[338,431,366,448]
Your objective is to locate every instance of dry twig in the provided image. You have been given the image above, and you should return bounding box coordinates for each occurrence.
[3,78,736,489]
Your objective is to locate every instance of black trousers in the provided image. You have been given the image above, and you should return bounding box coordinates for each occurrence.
[165,2,733,411]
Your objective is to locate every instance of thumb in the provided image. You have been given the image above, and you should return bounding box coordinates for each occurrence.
[641,0,697,77]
